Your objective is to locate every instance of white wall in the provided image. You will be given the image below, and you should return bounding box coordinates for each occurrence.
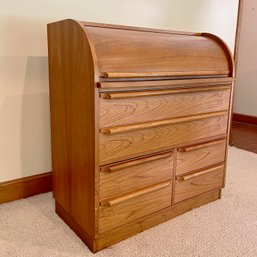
[166,0,239,51]
[0,0,238,182]
[234,0,257,116]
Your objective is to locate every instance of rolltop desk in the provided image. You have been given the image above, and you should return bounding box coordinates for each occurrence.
[47,19,235,252]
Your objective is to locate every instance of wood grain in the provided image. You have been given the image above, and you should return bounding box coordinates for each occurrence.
[231,122,257,154]
[178,138,226,152]
[48,19,97,240]
[100,153,173,200]
[100,181,171,207]
[100,88,230,127]
[99,181,172,233]
[84,25,231,78]
[174,165,224,203]
[0,172,52,204]
[100,70,229,78]
[99,114,228,165]
[98,78,234,90]
[176,164,224,181]
[202,33,234,78]
[80,20,200,36]
[100,111,228,135]
[48,19,234,252]
[100,85,230,99]
[100,152,171,173]
[56,202,97,252]
[97,189,221,250]
[47,22,70,211]
[233,113,257,126]
[224,82,235,187]
[176,138,226,175]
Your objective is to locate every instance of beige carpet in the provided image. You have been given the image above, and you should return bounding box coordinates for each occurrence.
[1,147,257,257]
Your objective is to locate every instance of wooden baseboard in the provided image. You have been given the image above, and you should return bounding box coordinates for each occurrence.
[233,113,257,126]
[0,172,52,204]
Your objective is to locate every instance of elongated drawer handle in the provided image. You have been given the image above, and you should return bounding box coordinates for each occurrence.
[100,111,228,135]
[100,70,229,79]
[97,78,234,89]
[100,85,230,99]
[176,164,224,182]
[100,180,171,207]
[178,138,226,152]
[100,152,172,173]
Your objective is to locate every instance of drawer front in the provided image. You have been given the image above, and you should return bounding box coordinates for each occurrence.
[176,138,227,175]
[99,113,228,165]
[100,152,173,201]
[99,181,172,233]
[174,165,224,203]
[99,86,230,127]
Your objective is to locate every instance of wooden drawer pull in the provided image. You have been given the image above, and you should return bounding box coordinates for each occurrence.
[100,111,227,135]
[100,85,230,99]
[97,78,234,89]
[100,180,171,207]
[178,138,226,152]
[100,152,172,173]
[176,164,224,182]
[100,70,229,79]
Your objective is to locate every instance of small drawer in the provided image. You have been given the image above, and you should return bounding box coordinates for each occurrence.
[99,113,228,165]
[176,138,227,175]
[99,86,230,127]
[99,181,172,233]
[174,164,224,203]
[100,152,173,201]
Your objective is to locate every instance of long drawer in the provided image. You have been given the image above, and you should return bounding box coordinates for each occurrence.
[100,152,173,201]
[99,86,230,127]
[176,138,227,175]
[99,181,172,233]
[99,112,228,165]
[174,164,224,203]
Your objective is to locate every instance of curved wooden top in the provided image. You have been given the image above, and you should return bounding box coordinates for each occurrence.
[77,20,234,79]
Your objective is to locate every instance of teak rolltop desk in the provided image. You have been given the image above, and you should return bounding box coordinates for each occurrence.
[47,19,235,252]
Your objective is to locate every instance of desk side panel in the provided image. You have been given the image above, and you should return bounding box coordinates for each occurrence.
[47,19,97,238]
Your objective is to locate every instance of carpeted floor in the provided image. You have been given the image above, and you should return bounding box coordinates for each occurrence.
[1,147,257,257]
